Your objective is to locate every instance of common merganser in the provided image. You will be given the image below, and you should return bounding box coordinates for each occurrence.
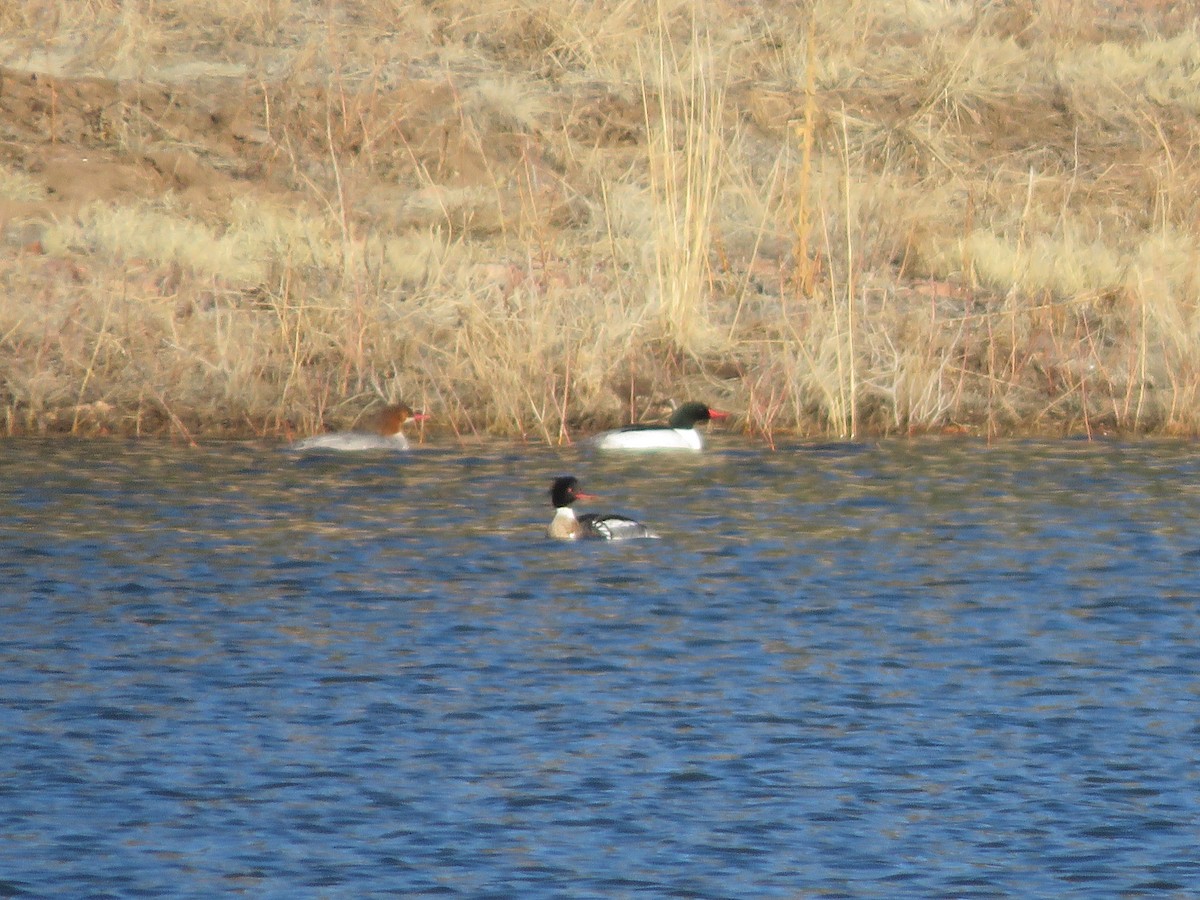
[593,401,729,450]
[291,404,428,452]
[547,476,659,541]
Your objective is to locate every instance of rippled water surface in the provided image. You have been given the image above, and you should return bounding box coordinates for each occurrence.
[2,436,1199,897]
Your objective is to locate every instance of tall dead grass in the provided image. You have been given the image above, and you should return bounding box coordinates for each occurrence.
[639,0,727,355]
[2,0,1200,439]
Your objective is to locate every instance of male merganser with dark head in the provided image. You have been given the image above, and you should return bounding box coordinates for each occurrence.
[547,476,659,541]
[593,401,729,451]
[291,403,428,452]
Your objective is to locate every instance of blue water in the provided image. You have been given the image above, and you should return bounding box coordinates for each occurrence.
[1,437,1198,897]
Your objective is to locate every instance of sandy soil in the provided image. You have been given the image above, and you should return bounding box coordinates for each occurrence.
[0,62,559,243]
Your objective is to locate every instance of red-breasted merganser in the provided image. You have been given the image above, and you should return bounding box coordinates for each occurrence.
[547,476,659,541]
[291,404,428,452]
[592,401,729,450]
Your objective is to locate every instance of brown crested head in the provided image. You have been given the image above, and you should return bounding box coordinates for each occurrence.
[374,403,429,436]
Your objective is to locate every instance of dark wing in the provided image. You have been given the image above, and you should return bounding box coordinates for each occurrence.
[579,513,659,541]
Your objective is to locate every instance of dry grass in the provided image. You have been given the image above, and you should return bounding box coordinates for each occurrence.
[1,0,1199,440]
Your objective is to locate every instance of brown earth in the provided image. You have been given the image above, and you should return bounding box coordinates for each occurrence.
[1,68,257,220]
[0,64,583,240]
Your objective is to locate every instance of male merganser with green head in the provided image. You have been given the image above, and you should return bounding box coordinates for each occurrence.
[547,476,658,541]
[593,401,728,451]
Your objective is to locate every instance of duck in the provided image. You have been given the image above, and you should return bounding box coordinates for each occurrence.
[290,404,428,452]
[592,401,729,451]
[547,476,658,541]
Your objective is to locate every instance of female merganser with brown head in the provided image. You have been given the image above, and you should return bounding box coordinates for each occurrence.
[547,476,659,541]
[593,401,729,451]
[291,404,428,452]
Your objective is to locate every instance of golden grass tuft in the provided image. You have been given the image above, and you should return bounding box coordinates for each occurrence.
[640,1,729,356]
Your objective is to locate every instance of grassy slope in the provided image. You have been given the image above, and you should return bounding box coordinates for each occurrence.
[0,0,1197,441]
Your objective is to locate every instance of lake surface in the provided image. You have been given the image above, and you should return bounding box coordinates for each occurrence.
[1,436,1198,897]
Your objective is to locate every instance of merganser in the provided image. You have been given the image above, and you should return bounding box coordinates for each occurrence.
[592,401,729,450]
[547,476,659,541]
[290,404,428,452]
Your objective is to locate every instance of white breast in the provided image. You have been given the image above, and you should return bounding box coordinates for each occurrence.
[291,432,410,452]
[593,427,702,451]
